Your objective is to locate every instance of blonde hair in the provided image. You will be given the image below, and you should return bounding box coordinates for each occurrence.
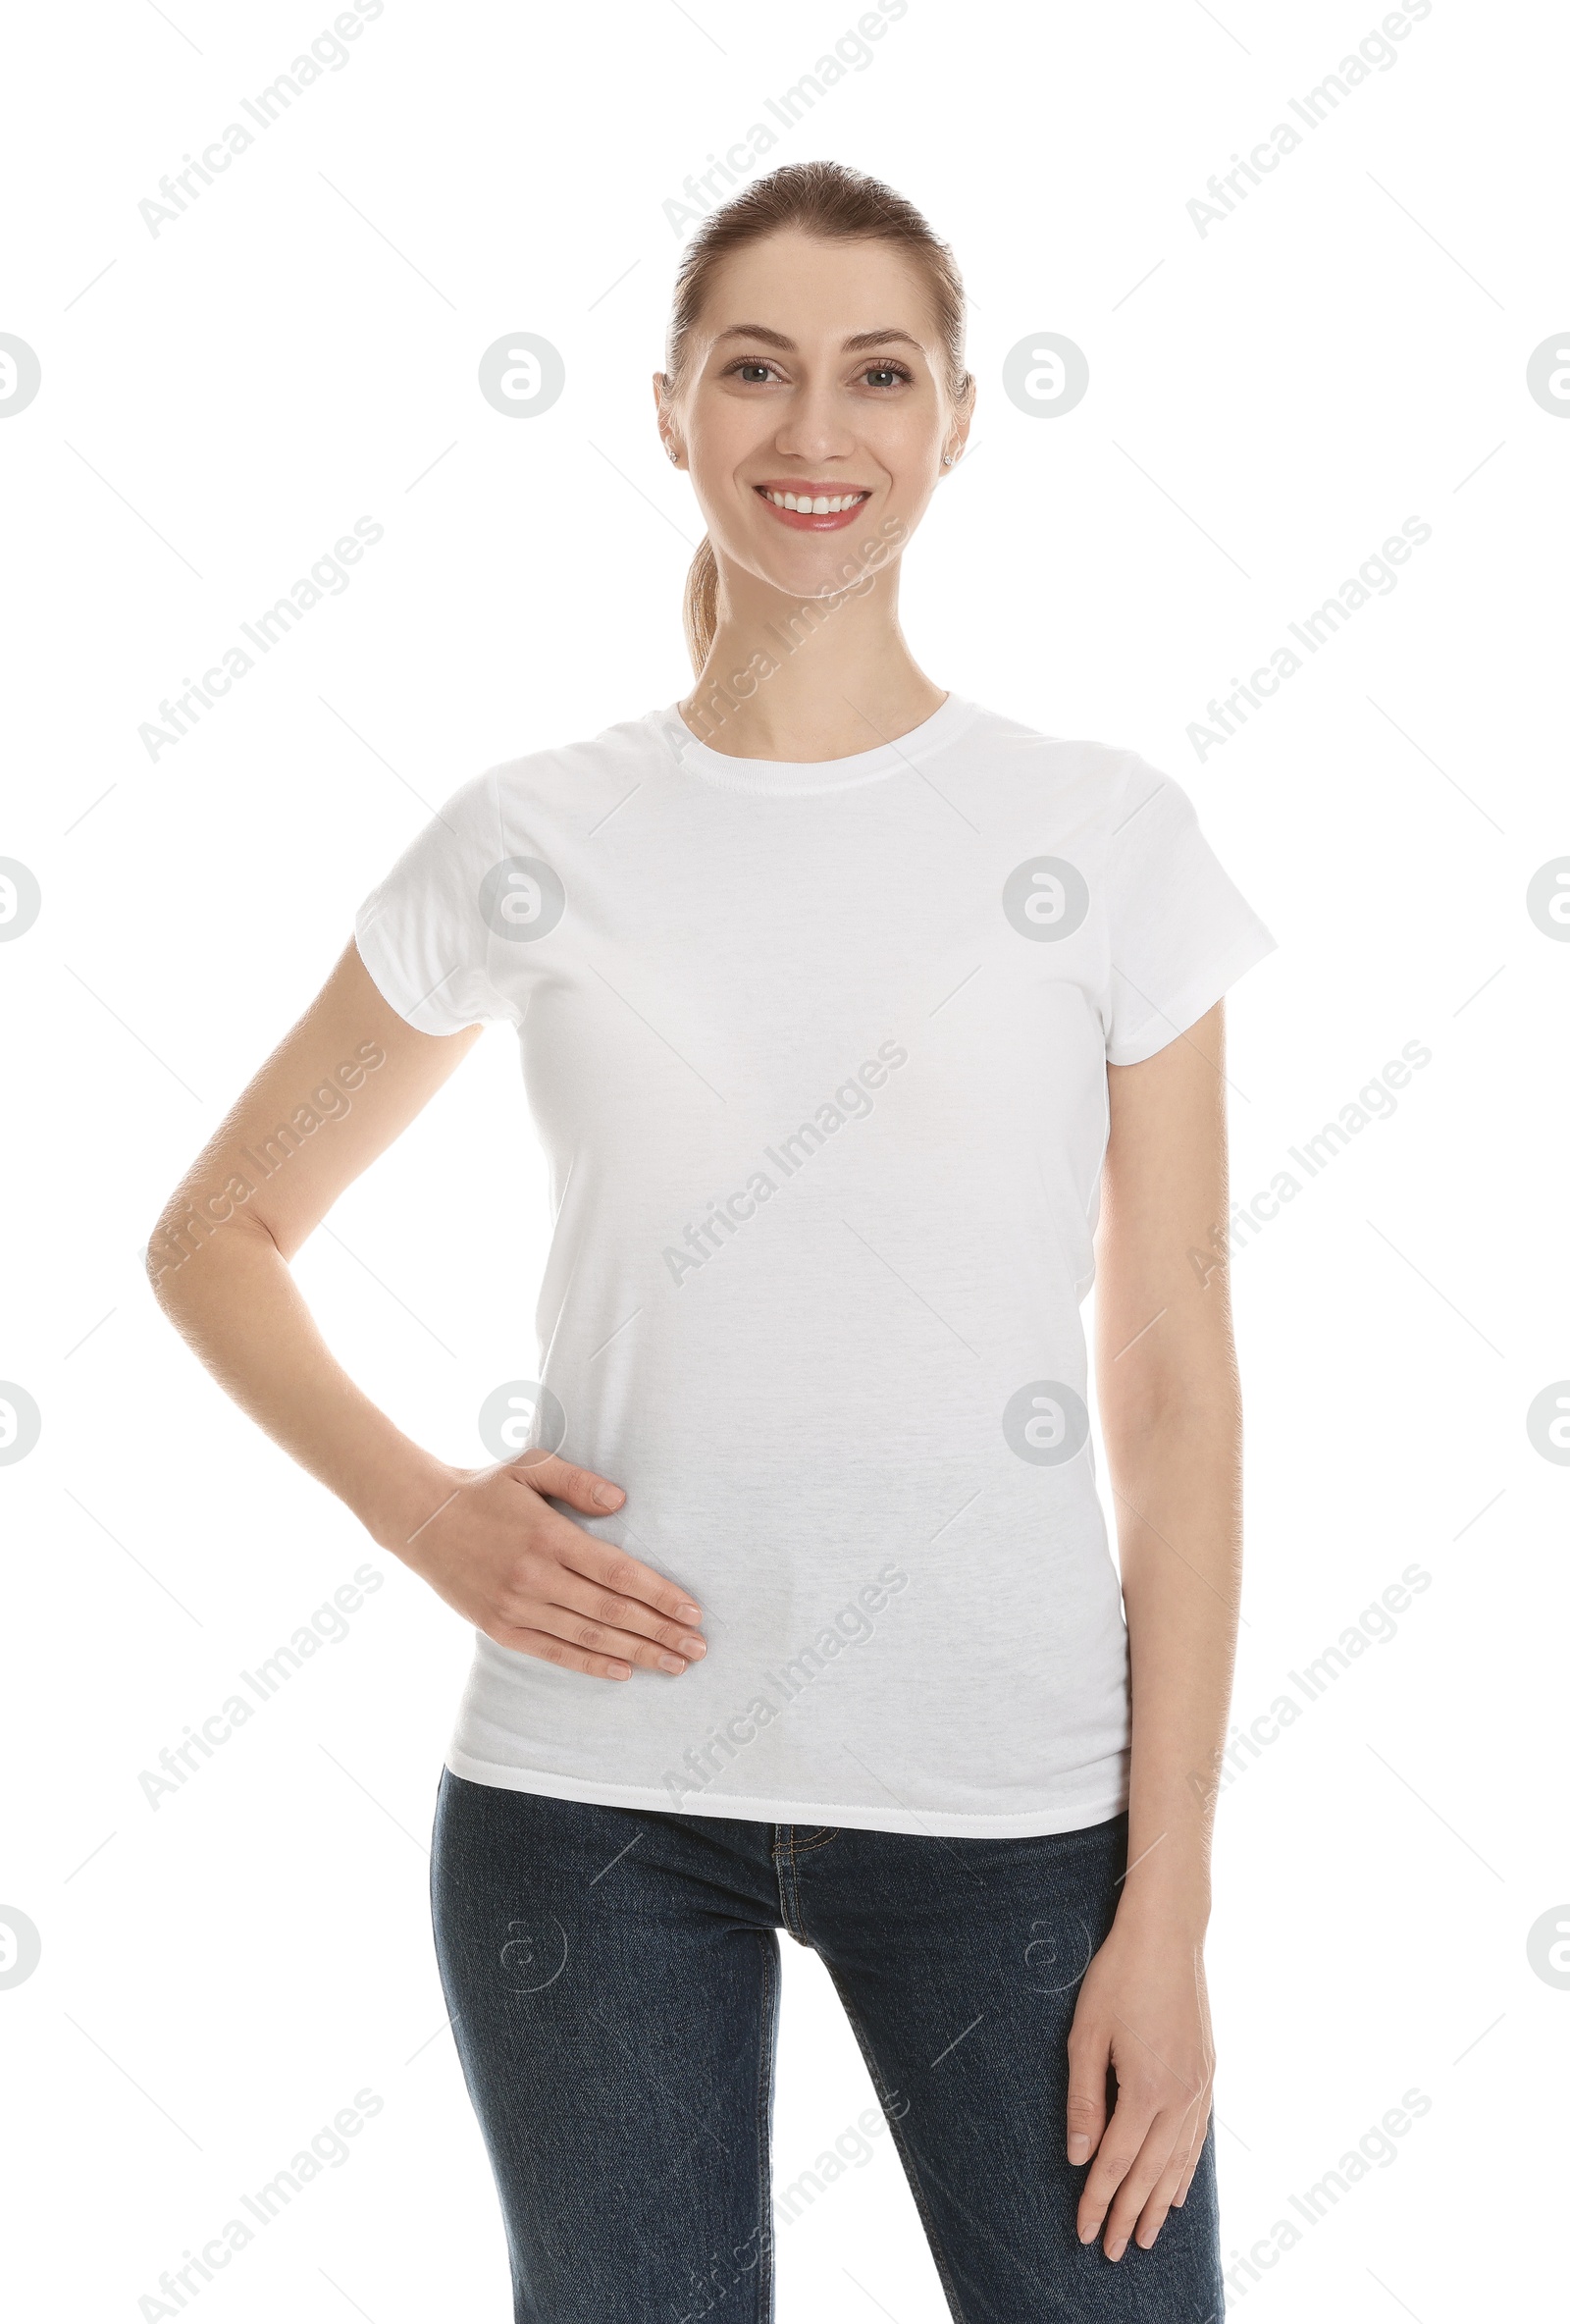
[660,161,971,675]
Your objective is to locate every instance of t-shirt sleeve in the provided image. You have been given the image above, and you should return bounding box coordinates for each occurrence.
[353,765,521,1035]
[1102,757,1277,1066]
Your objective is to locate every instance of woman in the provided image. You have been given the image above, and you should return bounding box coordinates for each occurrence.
[150,160,1275,2321]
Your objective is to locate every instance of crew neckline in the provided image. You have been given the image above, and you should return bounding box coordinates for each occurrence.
[654,690,980,795]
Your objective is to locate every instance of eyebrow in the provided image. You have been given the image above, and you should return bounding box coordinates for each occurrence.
[712,324,924,355]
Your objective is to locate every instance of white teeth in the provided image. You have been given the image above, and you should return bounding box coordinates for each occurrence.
[764,489,866,513]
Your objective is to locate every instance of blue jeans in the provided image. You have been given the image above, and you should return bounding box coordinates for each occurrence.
[430,1770,1224,2322]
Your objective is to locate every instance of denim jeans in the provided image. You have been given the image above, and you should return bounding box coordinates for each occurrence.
[430,1770,1224,2322]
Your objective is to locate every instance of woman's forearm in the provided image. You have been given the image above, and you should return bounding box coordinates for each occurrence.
[148,1214,446,1552]
[1105,1377,1244,1936]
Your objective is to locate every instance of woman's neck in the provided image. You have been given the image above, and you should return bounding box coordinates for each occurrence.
[679,560,946,762]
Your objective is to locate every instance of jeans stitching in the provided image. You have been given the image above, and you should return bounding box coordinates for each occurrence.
[753,1931,779,2324]
[771,1824,805,1941]
[791,1825,840,1854]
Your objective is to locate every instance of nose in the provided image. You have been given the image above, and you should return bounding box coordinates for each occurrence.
[770,379,860,467]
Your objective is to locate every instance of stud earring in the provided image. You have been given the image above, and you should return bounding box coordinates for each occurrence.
[942,453,955,466]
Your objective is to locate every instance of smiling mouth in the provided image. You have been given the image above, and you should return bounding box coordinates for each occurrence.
[753,484,872,529]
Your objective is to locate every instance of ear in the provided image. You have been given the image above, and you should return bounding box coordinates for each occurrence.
[950,372,977,457]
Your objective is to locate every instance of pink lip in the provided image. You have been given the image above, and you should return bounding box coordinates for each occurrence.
[753,483,873,533]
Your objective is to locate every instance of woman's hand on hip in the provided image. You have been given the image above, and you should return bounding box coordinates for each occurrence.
[1065,1912,1215,2260]
[392,1452,706,1680]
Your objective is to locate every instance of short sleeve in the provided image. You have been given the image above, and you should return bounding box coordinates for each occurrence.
[1103,760,1277,1066]
[353,766,520,1034]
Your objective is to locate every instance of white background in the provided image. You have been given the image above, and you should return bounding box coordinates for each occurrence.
[2,1,1566,2318]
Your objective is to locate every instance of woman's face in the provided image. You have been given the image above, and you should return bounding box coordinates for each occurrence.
[658,228,968,603]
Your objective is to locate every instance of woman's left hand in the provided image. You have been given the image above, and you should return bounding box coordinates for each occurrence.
[1065,1911,1216,2260]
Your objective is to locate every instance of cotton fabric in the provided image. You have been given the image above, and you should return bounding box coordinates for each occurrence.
[353,694,1276,1835]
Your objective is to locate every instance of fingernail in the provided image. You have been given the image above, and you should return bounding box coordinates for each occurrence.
[677,1602,703,1621]
[1078,2226,1098,2245]
[594,1484,625,1507]
[1068,2136,1089,2161]
[608,1663,632,1679]
[1106,2241,1125,2263]
[680,1636,706,1659]
[658,1654,686,1674]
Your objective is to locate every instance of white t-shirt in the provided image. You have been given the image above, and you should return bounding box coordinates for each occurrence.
[353,693,1276,1836]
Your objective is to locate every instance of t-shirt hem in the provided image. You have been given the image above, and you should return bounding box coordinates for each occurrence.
[352,916,498,1036]
[1107,922,1278,1067]
[443,1744,1129,1838]
[352,917,433,1030]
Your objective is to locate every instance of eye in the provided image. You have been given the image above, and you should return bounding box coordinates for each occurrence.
[722,359,780,384]
[861,362,914,390]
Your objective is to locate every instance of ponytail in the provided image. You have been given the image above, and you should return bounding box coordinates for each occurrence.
[683,537,719,677]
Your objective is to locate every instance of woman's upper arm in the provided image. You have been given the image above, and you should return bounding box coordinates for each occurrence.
[1095,999,1235,1412]
[151,937,484,1269]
